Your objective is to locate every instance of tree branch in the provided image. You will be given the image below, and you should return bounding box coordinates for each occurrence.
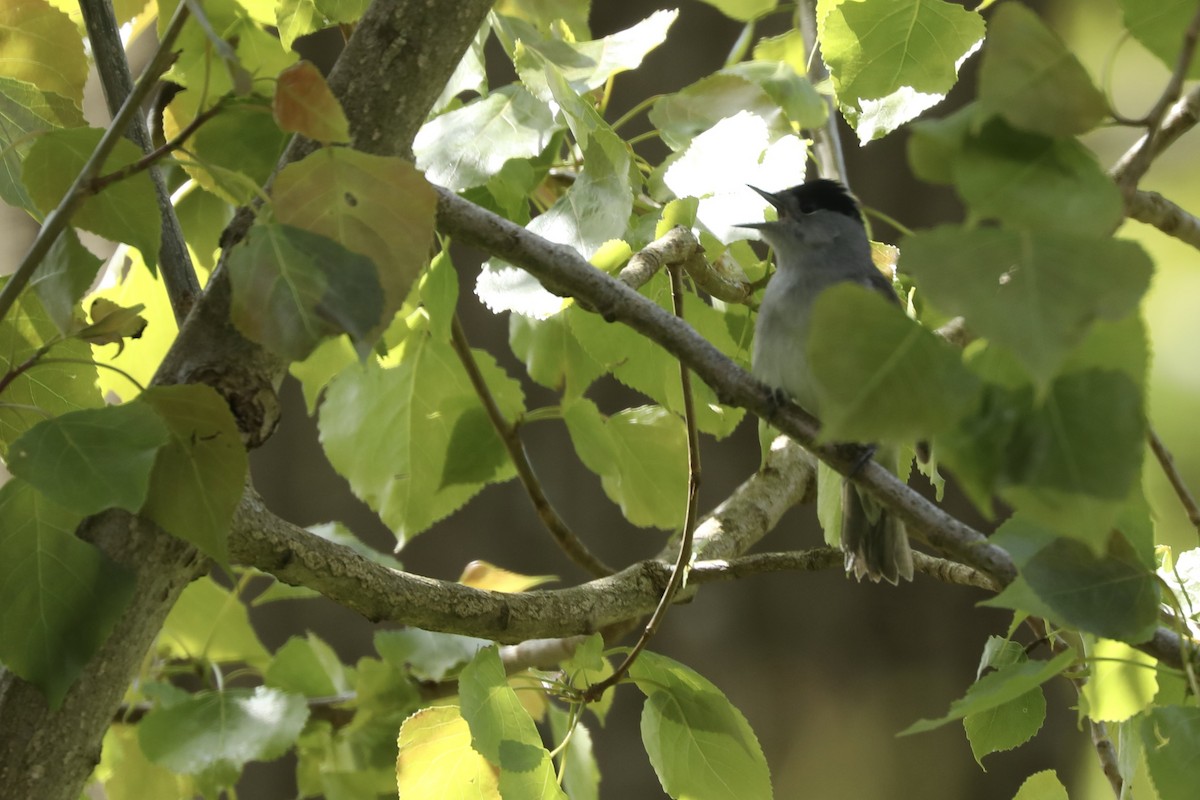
[0,2,191,329]
[1126,189,1200,249]
[1148,426,1200,541]
[77,0,202,322]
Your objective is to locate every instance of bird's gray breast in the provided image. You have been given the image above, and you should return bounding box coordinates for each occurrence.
[751,271,821,414]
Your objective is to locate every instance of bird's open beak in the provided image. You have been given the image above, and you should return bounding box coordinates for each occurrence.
[735,184,782,229]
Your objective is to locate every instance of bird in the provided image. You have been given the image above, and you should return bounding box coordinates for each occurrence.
[740,178,914,584]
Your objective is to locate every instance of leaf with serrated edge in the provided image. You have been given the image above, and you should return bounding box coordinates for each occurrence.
[273,61,350,143]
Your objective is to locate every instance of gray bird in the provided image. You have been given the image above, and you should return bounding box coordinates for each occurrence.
[741,179,914,584]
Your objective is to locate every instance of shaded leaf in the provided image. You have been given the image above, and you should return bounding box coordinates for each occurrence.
[7,402,170,515]
[375,628,490,683]
[273,147,437,320]
[22,127,161,267]
[78,298,147,352]
[978,3,1107,137]
[265,633,354,698]
[0,76,85,210]
[900,648,1076,735]
[0,479,133,707]
[440,407,510,489]
[902,227,1151,387]
[1140,706,1200,800]
[1012,770,1068,800]
[139,385,247,566]
[963,688,1045,766]
[30,228,101,334]
[1118,0,1200,80]
[227,223,385,361]
[806,283,980,444]
[547,704,600,800]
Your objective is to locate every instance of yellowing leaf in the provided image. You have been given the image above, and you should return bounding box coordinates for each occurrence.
[396,706,499,799]
[272,61,350,143]
[0,0,87,104]
[458,560,556,593]
[78,298,148,353]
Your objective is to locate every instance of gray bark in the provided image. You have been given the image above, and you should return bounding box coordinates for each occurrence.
[0,2,493,798]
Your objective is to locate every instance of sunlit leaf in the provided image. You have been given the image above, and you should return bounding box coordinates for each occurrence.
[0,0,87,104]
[396,705,500,799]
[458,560,556,593]
[0,76,85,210]
[159,576,271,668]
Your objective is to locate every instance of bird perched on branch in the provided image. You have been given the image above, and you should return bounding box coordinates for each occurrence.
[741,178,914,584]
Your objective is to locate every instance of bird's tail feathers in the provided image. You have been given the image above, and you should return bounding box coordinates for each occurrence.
[841,481,914,585]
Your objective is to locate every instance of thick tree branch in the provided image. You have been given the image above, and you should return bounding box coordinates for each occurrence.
[79,0,202,322]
[0,3,496,799]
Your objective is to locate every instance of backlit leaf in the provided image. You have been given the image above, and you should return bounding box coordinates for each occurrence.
[396,705,500,799]
[273,61,350,144]
[0,0,87,104]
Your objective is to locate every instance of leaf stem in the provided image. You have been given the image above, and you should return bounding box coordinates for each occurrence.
[0,0,192,328]
[449,313,615,578]
[583,263,702,702]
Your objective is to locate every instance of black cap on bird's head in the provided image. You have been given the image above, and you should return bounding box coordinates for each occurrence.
[739,179,864,229]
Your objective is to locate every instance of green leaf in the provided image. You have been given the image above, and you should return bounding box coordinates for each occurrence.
[0,479,134,707]
[563,399,688,530]
[725,61,827,130]
[1011,770,1068,800]
[313,0,370,24]
[509,312,605,396]
[459,646,567,799]
[305,520,404,572]
[567,274,747,438]
[902,227,1152,386]
[547,704,600,800]
[0,76,84,210]
[1080,638,1157,722]
[978,3,1107,137]
[272,147,437,322]
[266,633,354,698]
[821,0,984,141]
[1140,706,1200,800]
[899,648,1076,735]
[963,688,1046,766]
[694,0,778,22]
[629,650,772,800]
[984,518,1160,644]
[30,227,101,334]
[272,60,350,143]
[275,0,321,51]
[906,102,980,185]
[954,120,1124,237]
[396,705,500,799]
[165,94,289,204]
[21,126,162,267]
[440,407,510,489]
[139,385,248,566]
[138,686,309,775]
[227,223,385,361]
[1118,0,1200,80]
[375,628,491,683]
[415,86,558,191]
[319,338,523,544]
[7,402,170,515]
[806,283,980,444]
[0,287,102,456]
[649,71,793,152]
[561,633,615,724]
[495,9,677,97]
[0,0,87,104]
[158,576,271,668]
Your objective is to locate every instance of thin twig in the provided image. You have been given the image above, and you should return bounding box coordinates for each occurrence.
[91,102,226,192]
[78,0,201,322]
[798,0,848,182]
[0,1,192,328]
[583,263,702,702]
[1111,4,1200,198]
[449,314,614,577]
[1148,426,1200,541]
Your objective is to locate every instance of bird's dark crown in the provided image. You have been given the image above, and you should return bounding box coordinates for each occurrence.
[775,179,862,223]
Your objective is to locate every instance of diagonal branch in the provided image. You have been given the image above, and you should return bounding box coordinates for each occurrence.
[78,0,202,322]
[1126,189,1200,249]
